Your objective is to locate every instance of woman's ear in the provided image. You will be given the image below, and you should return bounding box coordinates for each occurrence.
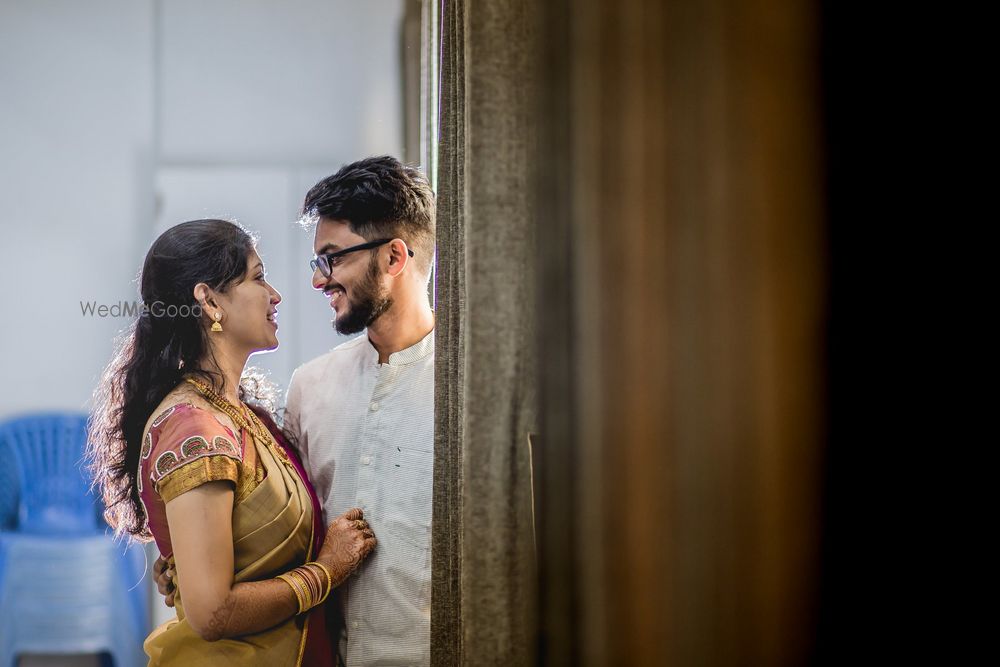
[193,283,218,309]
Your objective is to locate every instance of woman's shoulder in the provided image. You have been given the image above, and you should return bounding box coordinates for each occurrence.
[147,401,196,431]
[147,397,237,439]
[140,398,245,502]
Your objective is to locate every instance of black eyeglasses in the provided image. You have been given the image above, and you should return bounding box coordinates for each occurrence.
[309,238,414,278]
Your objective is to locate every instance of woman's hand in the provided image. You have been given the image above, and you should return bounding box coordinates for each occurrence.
[316,507,377,587]
[153,555,176,607]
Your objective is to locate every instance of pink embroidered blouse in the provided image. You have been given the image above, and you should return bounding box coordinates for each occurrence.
[138,403,263,559]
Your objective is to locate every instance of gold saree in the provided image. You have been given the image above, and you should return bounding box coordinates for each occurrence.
[139,404,314,666]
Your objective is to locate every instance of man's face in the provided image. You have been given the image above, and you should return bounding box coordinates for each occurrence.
[311,219,393,335]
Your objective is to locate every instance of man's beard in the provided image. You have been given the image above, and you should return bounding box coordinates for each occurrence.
[333,256,393,335]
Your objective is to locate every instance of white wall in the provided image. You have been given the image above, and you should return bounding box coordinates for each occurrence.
[159,0,404,164]
[0,0,407,655]
[0,0,155,420]
[0,0,406,419]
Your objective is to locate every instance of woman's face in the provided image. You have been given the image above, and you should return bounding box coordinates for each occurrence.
[215,250,282,353]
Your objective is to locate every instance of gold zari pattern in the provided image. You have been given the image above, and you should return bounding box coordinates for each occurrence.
[183,377,292,468]
[157,456,240,504]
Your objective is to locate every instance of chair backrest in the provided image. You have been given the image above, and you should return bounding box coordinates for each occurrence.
[0,436,18,529]
[0,413,101,535]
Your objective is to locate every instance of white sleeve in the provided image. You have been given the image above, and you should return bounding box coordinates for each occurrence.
[284,368,310,472]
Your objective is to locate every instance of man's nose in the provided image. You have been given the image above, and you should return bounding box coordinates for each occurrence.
[312,268,327,291]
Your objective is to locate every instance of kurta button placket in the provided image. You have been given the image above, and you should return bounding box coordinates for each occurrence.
[286,329,435,665]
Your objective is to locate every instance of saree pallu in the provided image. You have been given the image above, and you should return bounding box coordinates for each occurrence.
[257,405,335,667]
[140,404,332,666]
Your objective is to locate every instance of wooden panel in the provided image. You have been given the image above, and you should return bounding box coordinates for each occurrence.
[537,0,826,664]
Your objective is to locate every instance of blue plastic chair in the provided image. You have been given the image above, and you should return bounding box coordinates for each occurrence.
[0,438,17,532]
[0,413,150,667]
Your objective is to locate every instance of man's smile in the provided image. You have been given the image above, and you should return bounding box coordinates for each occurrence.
[324,285,346,310]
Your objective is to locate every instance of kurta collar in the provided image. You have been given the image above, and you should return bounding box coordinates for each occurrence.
[362,328,435,366]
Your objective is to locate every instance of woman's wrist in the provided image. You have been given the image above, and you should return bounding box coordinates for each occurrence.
[276,572,307,614]
[276,561,333,615]
[305,561,333,601]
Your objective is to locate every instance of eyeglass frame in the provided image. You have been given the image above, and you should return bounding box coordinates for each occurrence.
[309,238,414,277]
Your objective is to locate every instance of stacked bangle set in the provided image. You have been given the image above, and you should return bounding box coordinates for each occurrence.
[277,561,334,615]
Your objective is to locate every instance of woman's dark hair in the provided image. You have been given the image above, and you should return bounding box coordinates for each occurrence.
[87,219,276,541]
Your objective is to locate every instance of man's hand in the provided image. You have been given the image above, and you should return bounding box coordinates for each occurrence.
[153,554,176,607]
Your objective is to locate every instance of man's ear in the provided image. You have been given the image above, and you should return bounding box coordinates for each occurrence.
[385,238,410,277]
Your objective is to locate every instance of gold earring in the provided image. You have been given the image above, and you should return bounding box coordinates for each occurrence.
[211,312,223,332]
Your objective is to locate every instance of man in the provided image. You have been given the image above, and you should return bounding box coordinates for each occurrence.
[287,155,435,665]
[156,156,435,665]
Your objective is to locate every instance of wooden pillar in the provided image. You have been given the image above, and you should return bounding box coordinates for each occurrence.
[433,0,538,664]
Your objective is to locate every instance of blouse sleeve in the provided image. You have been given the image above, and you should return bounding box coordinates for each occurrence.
[144,404,244,504]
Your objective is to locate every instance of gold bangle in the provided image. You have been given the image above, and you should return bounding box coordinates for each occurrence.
[285,572,308,614]
[302,565,325,604]
[288,570,313,611]
[307,561,333,603]
[298,569,317,610]
[295,571,313,612]
[277,573,305,614]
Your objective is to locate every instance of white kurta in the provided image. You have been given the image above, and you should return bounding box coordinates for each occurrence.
[285,329,434,666]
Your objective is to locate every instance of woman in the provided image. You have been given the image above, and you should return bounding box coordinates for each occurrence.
[87,219,375,665]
